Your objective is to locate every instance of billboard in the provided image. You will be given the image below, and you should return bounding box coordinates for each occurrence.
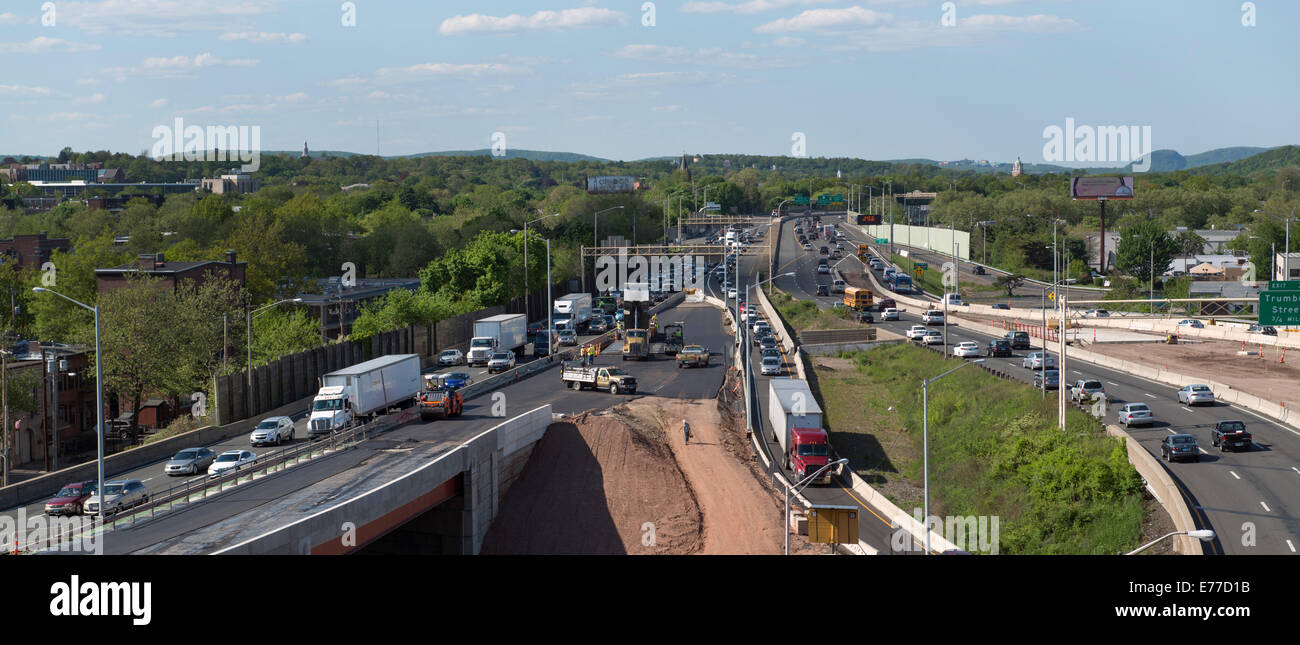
[1070,176,1135,200]
[856,213,881,225]
[586,175,636,194]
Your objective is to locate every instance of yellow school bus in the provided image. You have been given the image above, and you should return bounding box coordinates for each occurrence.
[843,286,873,311]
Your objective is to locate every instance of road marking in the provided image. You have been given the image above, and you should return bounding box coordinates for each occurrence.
[1293,467,1300,475]
[1229,471,1240,480]
[1261,501,1271,512]
[141,477,153,483]
[1107,381,1119,386]
[1144,393,1156,399]
[1198,448,1208,454]
[1167,428,1177,434]
[1288,540,1296,553]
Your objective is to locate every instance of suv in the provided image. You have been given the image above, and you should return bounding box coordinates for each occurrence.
[250,416,294,446]
[1004,331,1031,350]
[922,309,945,325]
[877,297,896,311]
[1211,420,1252,452]
[1070,379,1105,403]
[1161,434,1199,463]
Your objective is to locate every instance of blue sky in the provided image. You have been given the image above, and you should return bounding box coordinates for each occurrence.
[1,0,1296,164]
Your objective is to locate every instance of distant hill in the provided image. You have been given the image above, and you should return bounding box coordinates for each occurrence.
[1188,145,1300,175]
[1103,146,1275,173]
[1185,146,1272,167]
[400,149,609,162]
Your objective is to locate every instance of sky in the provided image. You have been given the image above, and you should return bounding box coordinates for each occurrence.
[0,0,1296,165]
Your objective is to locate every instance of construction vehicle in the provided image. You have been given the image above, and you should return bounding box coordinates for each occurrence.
[418,374,463,421]
[676,345,709,368]
[662,322,685,355]
[561,363,638,394]
[622,329,650,360]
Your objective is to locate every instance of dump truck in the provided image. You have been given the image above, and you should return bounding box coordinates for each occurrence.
[418,374,463,421]
[561,363,637,394]
[768,379,832,485]
[309,354,421,439]
[622,329,650,360]
[467,313,528,366]
[676,345,709,368]
[662,322,684,355]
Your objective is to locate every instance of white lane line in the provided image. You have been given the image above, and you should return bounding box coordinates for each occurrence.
[1261,501,1271,513]
[1293,466,1300,475]
[1288,540,1296,553]
[1167,428,1177,434]
[1070,370,1082,375]
[141,477,154,483]
[1198,448,1209,455]
[1107,381,1119,386]
[1144,393,1156,399]
[1229,471,1240,480]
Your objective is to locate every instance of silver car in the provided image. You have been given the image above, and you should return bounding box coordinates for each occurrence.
[760,356,783,376]
[1117,402,1154,427]
[1177,384,1215,406]
[1021,352,1057,370]
[165,447,217,476]
[922,331,944,345]
[83,479,148,515]
[487,351,517,373]
[250,416,294,446]
[209,450,258,478]
[437,349,464,366]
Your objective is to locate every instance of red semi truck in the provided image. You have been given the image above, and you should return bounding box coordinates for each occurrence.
[768,378,833,485]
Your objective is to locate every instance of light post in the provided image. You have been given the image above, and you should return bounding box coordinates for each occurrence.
[977,221,995,265]
[524,213,559,319]
[921,358,985,554]
[592,205,625,251]
[786,457,849,555]
[32,286,105,533]
[247,298,303,418]
[1126,529,1215,555]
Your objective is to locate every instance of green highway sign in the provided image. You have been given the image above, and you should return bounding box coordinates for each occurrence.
[914,262,928,269]
[793,195,810,205]
[1260,291,1300,326]
[831,194,844,203]
[1268,280,1300,291]
[817,194,831,205]
[875,238,888,244]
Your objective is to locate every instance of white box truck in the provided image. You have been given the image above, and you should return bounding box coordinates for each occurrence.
[467,313,528,366]
[553,293,592,332]
[308,354,421,439]
[767,379,833,484]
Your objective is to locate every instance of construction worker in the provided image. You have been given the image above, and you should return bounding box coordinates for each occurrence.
[683,419,691,444]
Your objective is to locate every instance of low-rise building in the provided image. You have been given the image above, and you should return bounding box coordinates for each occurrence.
[0,232,71,270]
[293,277,422,340]
[95,250,247,296]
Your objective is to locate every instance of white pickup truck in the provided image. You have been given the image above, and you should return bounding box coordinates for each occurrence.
[561,364,637,394]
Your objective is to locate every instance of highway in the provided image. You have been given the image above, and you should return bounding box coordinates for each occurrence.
[771,212,1300,555]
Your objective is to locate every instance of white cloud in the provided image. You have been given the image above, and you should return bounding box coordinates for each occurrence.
[755,7,890,33]
[150,98,169,108]
[324,76,368,87]
[440,8,628,35]
[219,31,307,44]
[772,37,806,47]
[76,78,104,86]
[74,93,106,104]
[824,13,1083,52]
[0,13,24,25]
[279,92,310,103]
[0,37,103,53]
[651,105,683,112]
[375,62,529,82]
[0,84,53,97]
[682,0,836,14]
[55,0,278,38]
[103,53,260,80]
[615,44,761,67]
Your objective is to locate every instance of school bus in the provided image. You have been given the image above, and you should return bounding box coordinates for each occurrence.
[843,286,873,311]
[857,243,870,262]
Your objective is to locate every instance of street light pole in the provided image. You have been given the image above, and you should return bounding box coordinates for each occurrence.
[921,359,984,554]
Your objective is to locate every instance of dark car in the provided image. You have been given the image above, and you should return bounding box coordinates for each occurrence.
[1211,420,1253,452]
[1161,434,1200,463]
[815,284,829,296]
[986,339,1012,357]
[1004,331,1031,349]
[877,297,896,311]
[1248,325,1277,336]
[856,311,874,323]
[44,481,96,516]
[1033,368,1060,390]
[991,303,1011,310]
[973,266,987,275]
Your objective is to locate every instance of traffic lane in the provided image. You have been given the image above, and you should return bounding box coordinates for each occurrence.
[873,241,1102,301]
[869,310,1299,554]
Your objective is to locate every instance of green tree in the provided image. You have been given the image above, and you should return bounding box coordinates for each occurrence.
[996,274,1026,298]
[28,234,132,343]
[97,275,191,424]
[252,308,321,365]
[1115,219,1179,284]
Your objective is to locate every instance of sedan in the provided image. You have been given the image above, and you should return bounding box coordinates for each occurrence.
[881,308,900,321]
[1177,384,1215,406]
[1117,402,1154,427]
[437,349,465,367]
[587,317,609,334]
[557,329,578,346]
[802,243,813,251]
[442,372,472,389]
[761,348,782,361]
[164,447,217,476]
[250,416,294,446]
[856,311,874,324]
[1248,324,1277,336]
[1084,309,1111,318]
[208,450,258,478]
[759,337,779,353]
[487,352,517,373]
[816,285,830,296]
[1033,369,1060,390]
[83,480,148,515]
[1021,352,1056,370]
[1176,319,1204,329]
[986,339,1012,357]
[952,341,980,358]
[991,303,1011,310]
[1160,434,1200,463]
[921,331,945,345]
[44,481,97,516]
[760,357,783,376]
[727,288,738,299]
[905,325,928,340]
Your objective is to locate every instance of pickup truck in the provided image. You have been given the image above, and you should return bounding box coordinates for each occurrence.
[562,364,637,394]
[676,345,710,368]
[1211,420,1252,452]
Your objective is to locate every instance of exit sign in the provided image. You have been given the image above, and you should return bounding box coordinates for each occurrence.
[875,238,888,244]
[1268,281,1300,291]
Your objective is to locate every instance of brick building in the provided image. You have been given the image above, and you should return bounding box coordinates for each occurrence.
[0,232,72,270]
[95,250,247,296]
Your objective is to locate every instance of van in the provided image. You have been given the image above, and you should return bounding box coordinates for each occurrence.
[832,279,846,294]
[943,293,964,306]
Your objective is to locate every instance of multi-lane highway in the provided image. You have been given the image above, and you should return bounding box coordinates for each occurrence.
[768,212,1300,555]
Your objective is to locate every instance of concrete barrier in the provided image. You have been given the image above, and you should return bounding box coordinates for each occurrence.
[844,469,960,554]
[1105,424,1204,555]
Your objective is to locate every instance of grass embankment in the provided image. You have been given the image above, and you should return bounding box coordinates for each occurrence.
[812,344,1146,554]
[768,288,858,331]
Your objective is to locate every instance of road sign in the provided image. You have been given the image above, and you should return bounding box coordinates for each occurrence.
[1260,291,1300,326]
[875,238,888,244]
[793,195,810,205]
[817,194,831,205]
[914,267,925,277]
[1268,280,1300,291]
[1048,291,1056,302]
[915,262,928,270]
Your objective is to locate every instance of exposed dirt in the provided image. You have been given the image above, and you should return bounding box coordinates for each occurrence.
[1085,337,1300,408]
[1137,491,1178,556]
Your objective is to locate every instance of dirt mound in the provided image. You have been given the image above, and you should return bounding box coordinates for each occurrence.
[480,412,703,554]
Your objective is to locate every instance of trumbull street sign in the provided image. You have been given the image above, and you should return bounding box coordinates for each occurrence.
[1259,290,1300,326]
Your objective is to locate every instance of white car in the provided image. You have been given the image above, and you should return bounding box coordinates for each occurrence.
[922,331,944,345]
[905,325,928,340]
[487,351,517,373]
[1177,384,1215,406]
[250,416,294,446]
[922,309,945,325]
[1083,309,1110,318]
[760,356,783,376]
[817,264,830,274]
[1177,319,1204,329]
[881,308,900,321]
[437,349,465,366]
[752,321,771,335]
[802,243,813,251]
[952,341,980,358]
[727,288,738,299]
[209,450,258,478]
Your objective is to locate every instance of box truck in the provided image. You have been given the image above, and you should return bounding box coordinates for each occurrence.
[308,354,421,439]
[553,293,593,332]
[767,379,833,485]
[468,313,528,366]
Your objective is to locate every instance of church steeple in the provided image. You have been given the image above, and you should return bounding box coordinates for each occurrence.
[1011,154,1023,177]
[301,141,310,159]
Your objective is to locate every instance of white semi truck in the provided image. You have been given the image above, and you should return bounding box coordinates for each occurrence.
[467,313,528,366]
[553,293,593,332]
[308,354,421,439]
